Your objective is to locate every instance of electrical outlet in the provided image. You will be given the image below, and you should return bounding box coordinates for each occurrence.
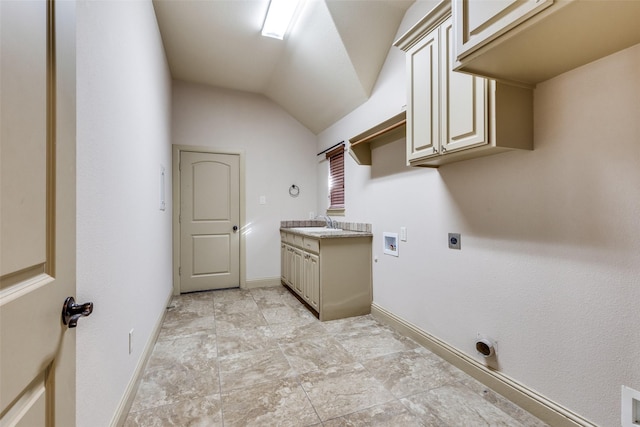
[129,329,134,355]
[622,386,640,427]
[448,233,461,250]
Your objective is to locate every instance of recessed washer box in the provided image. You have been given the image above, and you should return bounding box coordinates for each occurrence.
[622,386,640,427]
[383,232,399,257]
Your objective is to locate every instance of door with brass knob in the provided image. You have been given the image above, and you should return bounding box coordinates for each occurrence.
[0,1,78,425]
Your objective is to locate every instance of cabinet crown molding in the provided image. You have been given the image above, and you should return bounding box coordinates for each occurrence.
[394,0,451,51]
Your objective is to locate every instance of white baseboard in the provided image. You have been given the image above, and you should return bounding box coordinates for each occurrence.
[244,277,281,289]
[370,302,596,427]
[110,290,173,427]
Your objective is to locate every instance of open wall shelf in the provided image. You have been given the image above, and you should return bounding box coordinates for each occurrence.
[348,111,406,165]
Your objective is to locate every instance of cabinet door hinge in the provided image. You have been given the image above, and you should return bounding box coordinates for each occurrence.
[178,267,181,276]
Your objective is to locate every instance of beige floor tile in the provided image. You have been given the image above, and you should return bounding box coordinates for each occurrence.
[169,292,214,315]
[156,314,215,342]
[300,363,394,421]
[401,382,529,426]
[362,348,458,398]
[221,377,320,427]
[214,310,267,331]
[261,303,310,324]
[124,394,222,427]
[269,319,331,344]
[146,334,217,371]
[280,335,356,374]
[129,364,219,412]
[455,374,549,427]
[213,296,260,316]
[126,287,548,427]
[215,324,277,357]
[334,326,419,360]
[322,400,425,427]
[211,288,253,302]
[218,346,295,392]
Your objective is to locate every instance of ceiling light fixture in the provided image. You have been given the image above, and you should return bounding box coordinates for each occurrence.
[261,0,301,40]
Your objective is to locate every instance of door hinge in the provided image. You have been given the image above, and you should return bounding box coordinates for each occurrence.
[179,214,181,223]
[179,267,181,276]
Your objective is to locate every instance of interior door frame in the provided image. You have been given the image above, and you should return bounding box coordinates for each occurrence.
[172,145,246,295]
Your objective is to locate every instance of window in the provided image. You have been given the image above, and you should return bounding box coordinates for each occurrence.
[326,144,345,214]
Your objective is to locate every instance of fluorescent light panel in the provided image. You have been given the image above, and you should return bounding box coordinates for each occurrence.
[261,0,300,40]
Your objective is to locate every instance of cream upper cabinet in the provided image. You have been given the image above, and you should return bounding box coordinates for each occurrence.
[396,2,533,168]
[452,0,640,86]
[454,0,553,63]
[404,23,439,162]
[441,19,488,155]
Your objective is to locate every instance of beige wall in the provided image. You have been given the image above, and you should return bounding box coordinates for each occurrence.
[76,1,173,426]
[171,81,318,283]
[317,2,640,426]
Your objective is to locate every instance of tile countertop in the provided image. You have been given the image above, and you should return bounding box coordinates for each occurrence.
[280,220,372,239]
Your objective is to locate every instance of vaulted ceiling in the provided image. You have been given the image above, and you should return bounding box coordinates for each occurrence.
[153,0,414,134]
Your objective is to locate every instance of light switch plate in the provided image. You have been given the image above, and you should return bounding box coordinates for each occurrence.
[448,233,461,250]
[400,227,407,241]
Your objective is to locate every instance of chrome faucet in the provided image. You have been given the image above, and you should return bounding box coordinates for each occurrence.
[319,215,335,229]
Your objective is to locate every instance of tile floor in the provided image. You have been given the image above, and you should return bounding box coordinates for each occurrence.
[124,286,548,427]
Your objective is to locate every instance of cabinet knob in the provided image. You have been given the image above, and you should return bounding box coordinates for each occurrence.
[433,147,438,154]
[442,146,447,153]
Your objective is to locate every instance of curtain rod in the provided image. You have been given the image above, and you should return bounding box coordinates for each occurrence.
[317,141,345,156]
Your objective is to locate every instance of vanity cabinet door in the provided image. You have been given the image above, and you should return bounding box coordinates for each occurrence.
[281,242,287,282]
[292,247,304,295]
[282,243,294,288]
[304,253,320,311]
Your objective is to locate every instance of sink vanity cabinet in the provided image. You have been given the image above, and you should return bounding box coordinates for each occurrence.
[280,228,372,321]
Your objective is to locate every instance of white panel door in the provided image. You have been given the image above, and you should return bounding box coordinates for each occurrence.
[1,1,78,426]
[180,152,240,292]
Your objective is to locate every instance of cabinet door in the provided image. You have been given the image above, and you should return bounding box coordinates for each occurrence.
[406,25,440,163]
[292,248,304,295]
[283,244,293,287]
[302,254,311,302]
[441,18,489,154]
[281,242,286,282]
[307,253,320,311]
[453,0,553,61]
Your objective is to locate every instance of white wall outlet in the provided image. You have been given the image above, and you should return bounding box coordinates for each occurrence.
[622,386,640,427]
[309,211,315,219]
[129,329,134,355]
[259,195,266,205]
